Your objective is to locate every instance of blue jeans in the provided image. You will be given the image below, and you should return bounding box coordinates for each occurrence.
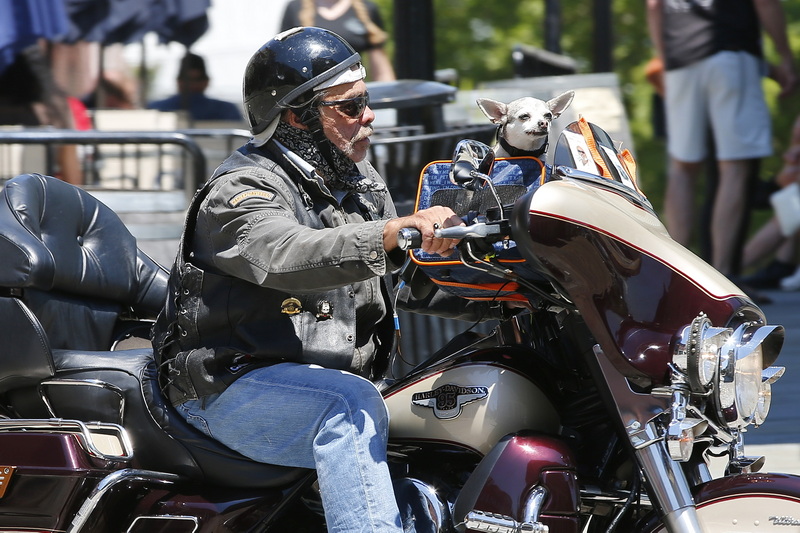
[178,362,404,533]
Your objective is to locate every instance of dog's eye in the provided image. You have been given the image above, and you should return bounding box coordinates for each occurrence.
[518,113,530,121]
[544,113,553,120]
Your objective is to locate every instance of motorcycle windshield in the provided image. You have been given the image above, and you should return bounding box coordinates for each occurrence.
[514,121,761,386]
[551,118,650,209]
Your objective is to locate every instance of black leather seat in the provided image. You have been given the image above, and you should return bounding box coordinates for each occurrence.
[6,347,308,488]
[0,173,168,390]
[0,174,308,489]
[0,174,167,327]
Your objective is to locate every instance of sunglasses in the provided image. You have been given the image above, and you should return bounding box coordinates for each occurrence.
[319,93,370,118]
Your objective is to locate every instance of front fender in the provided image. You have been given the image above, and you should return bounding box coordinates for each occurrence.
[696,472,800,504]
[642,473,800,532]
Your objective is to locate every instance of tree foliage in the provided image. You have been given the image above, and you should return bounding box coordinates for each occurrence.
[373,0,653,86]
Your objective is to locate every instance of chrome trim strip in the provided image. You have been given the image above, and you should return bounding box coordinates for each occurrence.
[554,165,654,212]
[127,514,199,533]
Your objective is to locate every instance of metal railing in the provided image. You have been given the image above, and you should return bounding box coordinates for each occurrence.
[0,129,208,198]
[0,124,498,200]
[0,128,226,266]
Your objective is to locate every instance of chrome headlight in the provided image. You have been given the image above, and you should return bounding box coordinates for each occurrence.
[718,324,785,428]
[680,316,726,393]
[675,315,785,430]
[757,366,785,426]
[717,324,761,427]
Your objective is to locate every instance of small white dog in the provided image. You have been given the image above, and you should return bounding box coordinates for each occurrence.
[476,90,575,159]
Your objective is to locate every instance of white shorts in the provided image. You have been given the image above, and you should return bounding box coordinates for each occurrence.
[664,51,772,163]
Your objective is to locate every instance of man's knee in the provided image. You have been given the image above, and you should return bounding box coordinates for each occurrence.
[334,374,389,432]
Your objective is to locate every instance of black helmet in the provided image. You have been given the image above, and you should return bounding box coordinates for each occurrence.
[243,27,362,135]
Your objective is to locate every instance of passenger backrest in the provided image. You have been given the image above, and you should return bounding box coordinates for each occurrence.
[0,174,169,391]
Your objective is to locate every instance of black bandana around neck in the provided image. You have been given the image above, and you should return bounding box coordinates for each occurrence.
[273,122,385,193]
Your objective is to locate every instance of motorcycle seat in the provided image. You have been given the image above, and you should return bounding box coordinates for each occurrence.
[0,174,168,348]
[8,347,309,489]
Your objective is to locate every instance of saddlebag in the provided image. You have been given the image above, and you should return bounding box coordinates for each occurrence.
[0,429,126,531]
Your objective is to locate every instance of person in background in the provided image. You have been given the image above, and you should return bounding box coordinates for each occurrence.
[147,52,243,122]
[84,76,137,110]
[739,114,800,290]
[0,44,85,185]
[646,0,797,278]
[281,0,396,82]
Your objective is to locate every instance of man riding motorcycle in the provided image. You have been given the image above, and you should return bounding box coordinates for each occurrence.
[151,26,487,533]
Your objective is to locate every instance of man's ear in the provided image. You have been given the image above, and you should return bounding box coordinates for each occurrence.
[285,109,308,130]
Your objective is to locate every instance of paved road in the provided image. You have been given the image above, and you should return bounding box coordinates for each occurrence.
[736,287,800,473]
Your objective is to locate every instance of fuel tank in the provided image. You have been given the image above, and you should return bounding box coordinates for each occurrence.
[384,352,560,456]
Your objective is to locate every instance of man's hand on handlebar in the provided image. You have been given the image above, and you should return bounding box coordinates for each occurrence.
[383,206,464,256]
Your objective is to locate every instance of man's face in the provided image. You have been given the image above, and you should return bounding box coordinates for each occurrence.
[317,80,375,163]
[177,68,208,95]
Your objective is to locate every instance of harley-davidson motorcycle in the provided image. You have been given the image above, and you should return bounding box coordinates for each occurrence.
[0,119,796,533]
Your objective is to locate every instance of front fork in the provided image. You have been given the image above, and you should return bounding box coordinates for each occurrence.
[592,345,706,533]
[634,423,705,532]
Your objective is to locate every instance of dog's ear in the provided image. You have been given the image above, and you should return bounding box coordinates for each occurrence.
[547,90,575,118]
[476,98,508,124]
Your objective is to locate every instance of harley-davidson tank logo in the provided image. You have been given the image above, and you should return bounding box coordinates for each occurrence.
[411,383,489,420]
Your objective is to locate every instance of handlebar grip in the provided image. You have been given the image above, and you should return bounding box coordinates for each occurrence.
[397,228,422,251]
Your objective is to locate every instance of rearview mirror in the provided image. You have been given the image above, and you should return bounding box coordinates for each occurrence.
[449,139,495,188]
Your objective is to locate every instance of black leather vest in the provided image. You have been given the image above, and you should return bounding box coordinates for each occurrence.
[152,142,396,405]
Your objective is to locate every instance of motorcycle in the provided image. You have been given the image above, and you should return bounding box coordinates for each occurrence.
[0,118,795,533]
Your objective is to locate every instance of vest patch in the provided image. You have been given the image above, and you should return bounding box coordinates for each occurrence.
[229,189,276,207]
